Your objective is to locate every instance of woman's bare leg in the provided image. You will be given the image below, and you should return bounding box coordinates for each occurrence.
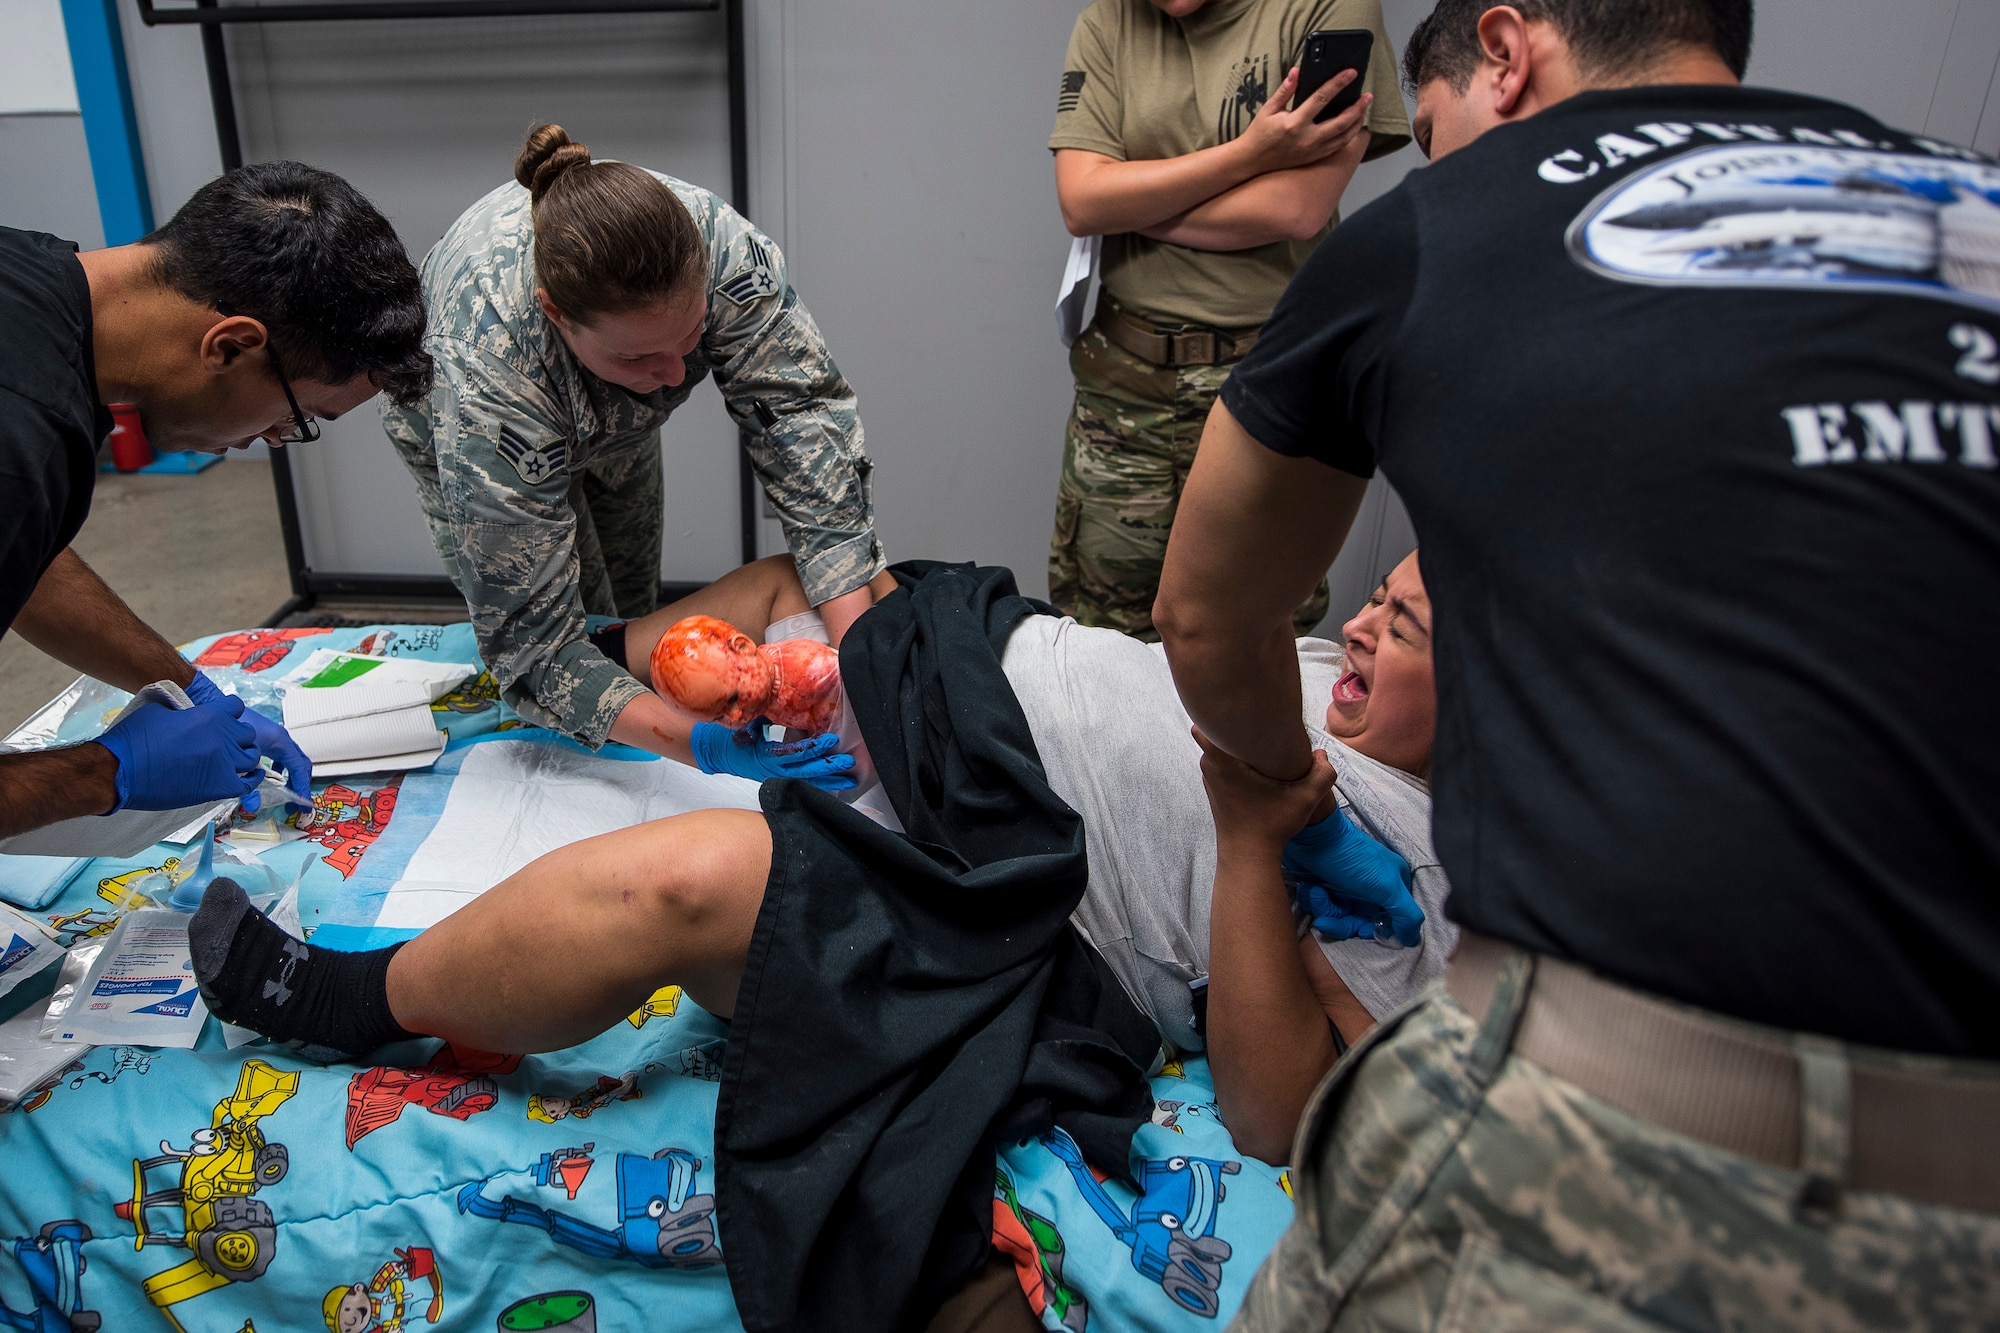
[386,808,772,1052]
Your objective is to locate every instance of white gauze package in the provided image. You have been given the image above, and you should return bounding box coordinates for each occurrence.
[0,1000,82,1104]
[0,903,65,1002]
[43,909,207,1048]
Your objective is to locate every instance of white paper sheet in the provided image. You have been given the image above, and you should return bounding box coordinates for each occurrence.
[283,678,445,766]
[282,677,431,727]
[312,749,446,778]
[1056,233,1101,347]
[279,650,475,703]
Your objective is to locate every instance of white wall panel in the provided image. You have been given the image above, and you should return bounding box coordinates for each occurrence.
[0,0,81,113]
[747,0,1082,596]
[0,114,103,244]
[114,5,741,582]
[88,0,2000,611]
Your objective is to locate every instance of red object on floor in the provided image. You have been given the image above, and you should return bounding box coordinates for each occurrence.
[106,403,155,471]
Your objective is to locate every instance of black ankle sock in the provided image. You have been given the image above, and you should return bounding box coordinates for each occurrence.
[190,878,418,1056]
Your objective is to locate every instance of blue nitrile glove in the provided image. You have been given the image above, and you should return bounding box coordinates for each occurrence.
[95,693,262,812]
[186,671,312,815]
[689,721,857,791]
[1283,805,1424,947]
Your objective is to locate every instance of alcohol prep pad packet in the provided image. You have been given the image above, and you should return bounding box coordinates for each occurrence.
[0,903,65,1002]
[44,909,208,1048]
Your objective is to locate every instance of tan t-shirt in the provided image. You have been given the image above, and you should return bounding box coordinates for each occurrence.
[1050,0,1410,330]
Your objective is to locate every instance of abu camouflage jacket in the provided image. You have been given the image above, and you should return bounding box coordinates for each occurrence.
[383,174,883,744]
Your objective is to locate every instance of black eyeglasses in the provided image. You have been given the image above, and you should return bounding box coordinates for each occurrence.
[265,344,322,445]
[218,304,320,444]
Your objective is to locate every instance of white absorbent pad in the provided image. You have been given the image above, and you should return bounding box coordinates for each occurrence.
[331,739,765,938]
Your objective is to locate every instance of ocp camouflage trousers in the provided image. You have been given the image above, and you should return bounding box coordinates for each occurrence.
[1049,324,1328,641]
[1232,983,2000,1333]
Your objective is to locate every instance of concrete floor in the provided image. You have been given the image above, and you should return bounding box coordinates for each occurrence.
[1,457,485,737]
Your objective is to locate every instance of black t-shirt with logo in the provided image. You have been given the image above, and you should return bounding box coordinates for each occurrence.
[0,227,106,637]
[1223,86,2000,1055]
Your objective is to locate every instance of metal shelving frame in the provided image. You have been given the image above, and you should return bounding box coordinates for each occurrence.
[135,0,759,621]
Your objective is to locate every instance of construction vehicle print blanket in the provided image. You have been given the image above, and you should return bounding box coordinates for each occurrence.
[0,624,1298,1331]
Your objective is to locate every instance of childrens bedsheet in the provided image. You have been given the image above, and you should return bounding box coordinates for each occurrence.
[0,624,1299,1333]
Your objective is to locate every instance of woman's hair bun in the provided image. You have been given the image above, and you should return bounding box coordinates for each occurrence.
[515,122,594,202]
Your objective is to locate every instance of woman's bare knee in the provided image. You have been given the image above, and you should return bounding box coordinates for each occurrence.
[617,809,771,944]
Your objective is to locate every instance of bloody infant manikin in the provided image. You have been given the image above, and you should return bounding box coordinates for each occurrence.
[649,615,844,735]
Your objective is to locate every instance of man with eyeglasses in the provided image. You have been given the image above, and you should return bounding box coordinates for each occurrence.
[0,163,432,838]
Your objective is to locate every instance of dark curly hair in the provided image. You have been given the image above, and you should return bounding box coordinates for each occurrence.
[146,162,432,407]
[1403,0,1752,96]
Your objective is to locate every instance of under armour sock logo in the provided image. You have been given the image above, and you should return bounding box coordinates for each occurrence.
[265,939,308,1007]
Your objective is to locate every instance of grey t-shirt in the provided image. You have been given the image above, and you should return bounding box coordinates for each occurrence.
[1000,615,1455,1048]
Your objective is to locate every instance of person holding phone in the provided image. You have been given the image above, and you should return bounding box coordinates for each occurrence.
[1047,0,1409,641]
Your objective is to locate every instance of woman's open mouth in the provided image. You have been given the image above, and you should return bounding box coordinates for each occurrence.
[1333,669,1369,706]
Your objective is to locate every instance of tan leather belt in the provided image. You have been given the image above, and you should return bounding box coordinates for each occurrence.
[1448,931,2000,1215]
[1095,296,1259,368]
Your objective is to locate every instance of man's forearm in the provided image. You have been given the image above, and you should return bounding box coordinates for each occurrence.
[1177,621,1317,780]
[1157,401,1367,778]
[1140,137,1368,252]
[11,550,194,693]
[0,744,119,835]
[1207,842,1339,1164]
[1055,143,1263,237]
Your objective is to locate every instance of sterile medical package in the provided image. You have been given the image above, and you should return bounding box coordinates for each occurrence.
[0,680,237,858]
[0,904,65,1002]
[0,1001,78,1106]
[43,909,208,1048]
[281,676,446,774]
[274,650,468,775]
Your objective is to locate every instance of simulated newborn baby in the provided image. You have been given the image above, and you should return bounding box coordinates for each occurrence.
[648,609,900,829]
[651,614,843,734]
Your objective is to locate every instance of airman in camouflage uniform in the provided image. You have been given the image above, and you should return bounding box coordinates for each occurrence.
[1233,966,2000,1333]
[382,174,883,744]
